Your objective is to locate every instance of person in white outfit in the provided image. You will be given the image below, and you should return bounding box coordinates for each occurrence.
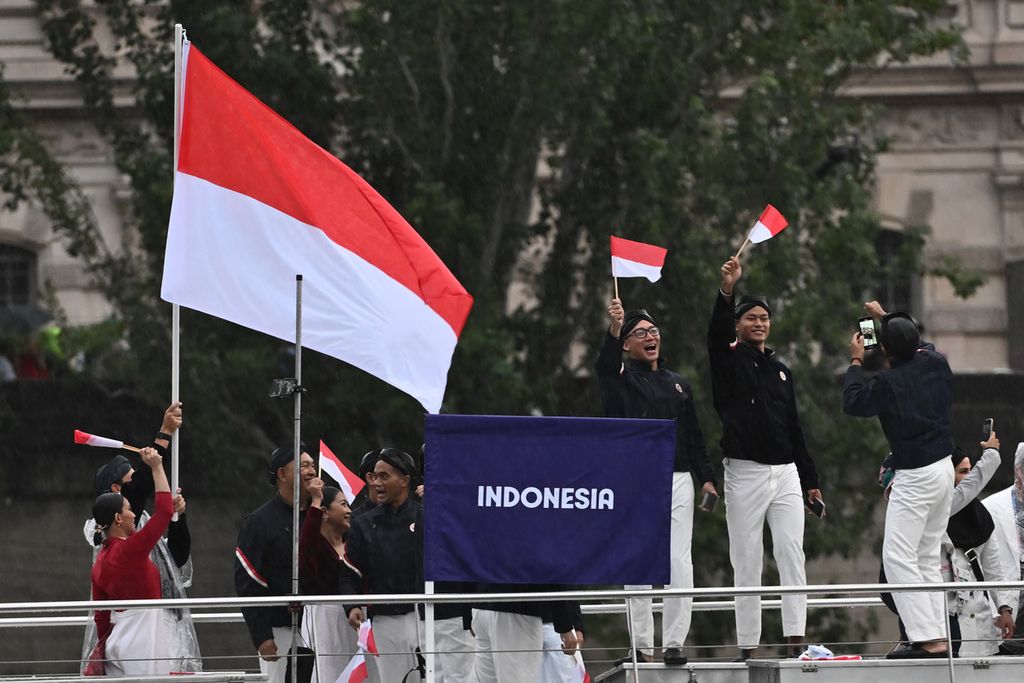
[942,436,1016,657]
[981,441,1024,654]
[596,299,718,665]
[844,301,954,658]
[709,257,823,658]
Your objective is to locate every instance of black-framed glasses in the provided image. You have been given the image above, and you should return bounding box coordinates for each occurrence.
[629,326,660,340]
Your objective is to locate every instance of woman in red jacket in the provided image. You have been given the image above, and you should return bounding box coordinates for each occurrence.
[89,446,175,676]
[299,478,362,683]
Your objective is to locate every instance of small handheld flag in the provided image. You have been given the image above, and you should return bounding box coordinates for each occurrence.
[318,440,366,503]
[736,204,788,257]
[609,235,668,298]
[73,430,142,453]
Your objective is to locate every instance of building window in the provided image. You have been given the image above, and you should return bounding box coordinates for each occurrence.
[0,244,35,306]
[874,228,915,315]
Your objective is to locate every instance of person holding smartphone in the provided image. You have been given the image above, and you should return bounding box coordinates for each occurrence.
[709,256,822,659]
[844,301,954,658]
[595,299,717,667]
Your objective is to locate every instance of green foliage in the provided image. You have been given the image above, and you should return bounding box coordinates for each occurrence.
[15,0,965,655]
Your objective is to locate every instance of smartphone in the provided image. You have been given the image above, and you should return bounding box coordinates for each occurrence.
[807,497,825,518]
[982,418,994,441]
[699,491,718,513]
[858,316,878,350]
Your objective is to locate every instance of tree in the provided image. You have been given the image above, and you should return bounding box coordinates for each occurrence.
[17,0,963,657]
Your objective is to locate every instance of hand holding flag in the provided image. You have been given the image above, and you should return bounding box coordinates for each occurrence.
[74,430,142,453]
[736,204,788,257]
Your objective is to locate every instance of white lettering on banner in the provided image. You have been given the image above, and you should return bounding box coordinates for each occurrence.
[476,485,615,510]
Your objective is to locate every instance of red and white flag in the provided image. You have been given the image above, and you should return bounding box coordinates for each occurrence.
[319,440,365,503]
[336,653,368,683]
[335,620,377,683]
[609,236,667,283]
[74,430,125,450]
[161,43,473,413]
[747,204,789,244]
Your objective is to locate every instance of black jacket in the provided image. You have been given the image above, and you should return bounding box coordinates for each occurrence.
[707,291,818,491]
[475,582,576,634]
[842,342,952,470]
[595,331,716,485]
[341,497,423,618]
[234,496,306,648]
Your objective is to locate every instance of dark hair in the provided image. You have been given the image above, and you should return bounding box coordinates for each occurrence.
[377,448,416,478]
[321,486,344,509]
[91,492,125,546]
[879,313,921,362]
[359,449,383,479]
[619,309,656,341]
[268,441,308,486]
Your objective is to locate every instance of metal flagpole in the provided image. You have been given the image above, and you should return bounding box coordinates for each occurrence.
[291,274,303,683]
[425,580,435,683]
[171,23,184,521]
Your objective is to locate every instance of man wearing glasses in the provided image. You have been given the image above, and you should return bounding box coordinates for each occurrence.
[595,299,717,667]
[711,256,822,659]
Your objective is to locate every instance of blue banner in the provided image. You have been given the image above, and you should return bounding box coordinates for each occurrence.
[424,414,674,585]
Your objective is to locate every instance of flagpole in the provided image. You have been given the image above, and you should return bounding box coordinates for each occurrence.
[734,235,751,259]
[292,274,303,683]
[425,580,435,683]
[613,276,619,301]
[171,23,184,521]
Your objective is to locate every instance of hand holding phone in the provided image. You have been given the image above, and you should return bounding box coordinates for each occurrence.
[858,316,877,350]
[699,491,718,513]
[806,492,825,518]
[982,418,994,441]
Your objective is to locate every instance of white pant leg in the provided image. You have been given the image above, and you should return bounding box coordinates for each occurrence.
[664,472,695,649]
[725,459,772,648]
[434,616,476,683]
[259,625,308,683]
[622,586,654,656]
[540,623,576,683]
[373,613,420,683]
[765,464,807,637]
[472,610,542,683]
[302,604,358,683]
[883,458,954,643]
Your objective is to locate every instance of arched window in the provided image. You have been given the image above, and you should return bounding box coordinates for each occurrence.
[0,244,36,305]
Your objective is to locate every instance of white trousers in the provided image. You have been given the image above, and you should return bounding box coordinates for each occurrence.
[625,472,694,654]
[374,613,421,683]
[472,609,542,683]
[259,625,308,683]
[883,457,954,643]
[540,623,579,683]
[434,616,476,683]
[725,459,807,648]
[105,608,178,676]
[301,604,359,683]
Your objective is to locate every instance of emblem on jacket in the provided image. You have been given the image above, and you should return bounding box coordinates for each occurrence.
[409,523,416,533]
[779,370,787,381]
[675,383,683,393]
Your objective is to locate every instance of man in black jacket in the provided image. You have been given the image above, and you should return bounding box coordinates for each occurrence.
[343,448,424,683]
[595,298,717,666]
[710,256,822,658]
[844,301,954,658]
[234,444,316,683]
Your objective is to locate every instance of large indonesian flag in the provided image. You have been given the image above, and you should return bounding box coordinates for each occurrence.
[161,43,473,413]
[747,204,789,244]
[609,236,667,283]
[319,440,365,503]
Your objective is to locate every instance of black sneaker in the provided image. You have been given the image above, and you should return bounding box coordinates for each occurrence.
[663,647,687,666]
[733,648,756,662]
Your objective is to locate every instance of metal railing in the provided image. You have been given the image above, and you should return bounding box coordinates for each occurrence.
[1,580,1021,682]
